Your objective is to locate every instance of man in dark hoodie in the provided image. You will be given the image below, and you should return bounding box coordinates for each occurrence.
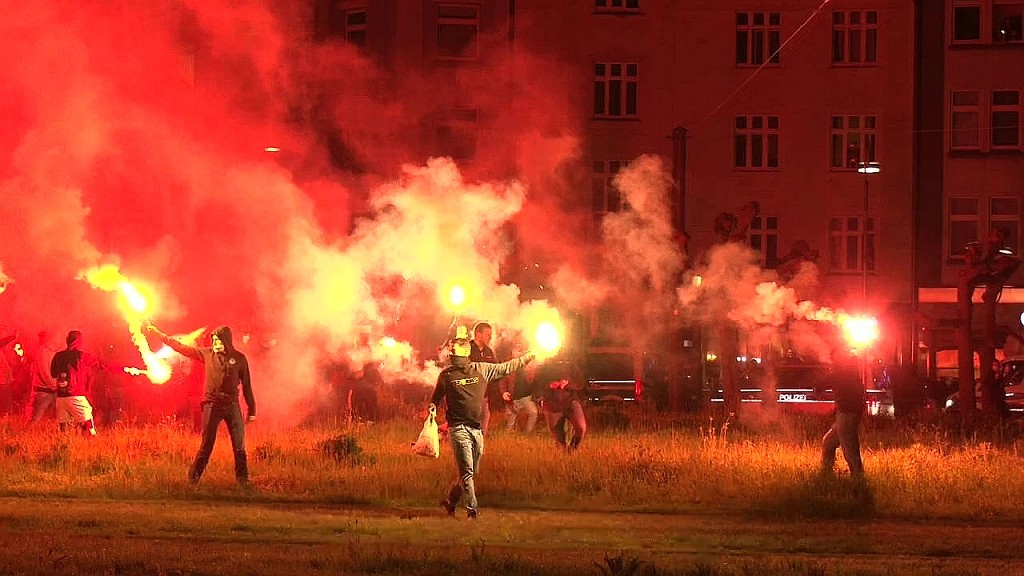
[822,346,867,478]
[431,325,535,519]
[146,322,256,485]
[49,330,136,436]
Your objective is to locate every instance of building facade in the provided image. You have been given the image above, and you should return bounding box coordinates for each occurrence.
[313,1,934,367]
[916,0,1024,377]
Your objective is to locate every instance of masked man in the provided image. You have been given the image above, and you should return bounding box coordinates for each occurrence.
[431,325,535,518]
[146,322,256,486]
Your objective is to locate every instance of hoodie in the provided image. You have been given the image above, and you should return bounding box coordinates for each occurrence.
[49,331,108,397]
[157,326,256,416]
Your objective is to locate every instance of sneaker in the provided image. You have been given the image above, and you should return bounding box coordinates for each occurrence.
[440,499,456,516]
[466,509,478,520]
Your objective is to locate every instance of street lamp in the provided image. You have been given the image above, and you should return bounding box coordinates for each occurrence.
[856,161,881,307]
[856,160,881,393]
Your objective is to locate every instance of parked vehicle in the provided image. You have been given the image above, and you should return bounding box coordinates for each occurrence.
[943,356,1024,415]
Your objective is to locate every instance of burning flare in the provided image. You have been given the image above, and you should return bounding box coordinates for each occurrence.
[79,264,172,384]
[515,301,565,361]
[838,314,880,350]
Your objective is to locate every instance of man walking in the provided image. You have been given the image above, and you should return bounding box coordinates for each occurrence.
[431,325,534,518]
[822,347,866,478]
[147,322,256,486]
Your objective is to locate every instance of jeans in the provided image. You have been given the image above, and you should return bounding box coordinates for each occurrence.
[504,397,539,432]
[544,400,587,451]
[27,389,56,424]
[446,424,484,513]
[190,402,248,484]
[822,411,863,476]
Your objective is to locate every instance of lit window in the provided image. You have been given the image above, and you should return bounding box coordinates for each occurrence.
[993,2,1024,43]
[830,216,875,272]
[594,62,639,118]
[832,11,878,65]
[437,4,479,60]
[951,91,981,150]
[948,197,980,259]
[952,2,982,42]
[736,12,781,66]
[734,115,780,169]
[749,216,780,268]
[991,90,1021,149]
[830,116,878,169]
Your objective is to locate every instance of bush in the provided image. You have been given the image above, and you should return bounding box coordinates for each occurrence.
[318,434,373,466]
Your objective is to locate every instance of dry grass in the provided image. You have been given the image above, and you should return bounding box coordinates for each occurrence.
[1,408,1022,522]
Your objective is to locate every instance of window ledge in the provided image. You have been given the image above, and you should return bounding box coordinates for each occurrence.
[950,41,1024,49]
[950,148,1024,156]
[733,167,781,172]
[592,116,641,122]
[827,271,878,276]
[830,62,881,68]
[593,10,643,16]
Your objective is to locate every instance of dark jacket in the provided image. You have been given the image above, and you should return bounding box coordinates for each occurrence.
[158,326,256,416]
[50,333,109,397]
[832,363,866,414]
[431,354,533,428]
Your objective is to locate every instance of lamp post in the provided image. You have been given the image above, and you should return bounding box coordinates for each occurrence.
[856,161,881,307]
[856,161,881,393]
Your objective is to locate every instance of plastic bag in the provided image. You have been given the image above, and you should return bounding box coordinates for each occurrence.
[412,405,440,458]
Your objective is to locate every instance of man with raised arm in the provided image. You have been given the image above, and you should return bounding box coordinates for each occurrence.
[431,325,535,519]
[146,322,256,486]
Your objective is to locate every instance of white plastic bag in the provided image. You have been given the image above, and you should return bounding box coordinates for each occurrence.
[412,405,440,458]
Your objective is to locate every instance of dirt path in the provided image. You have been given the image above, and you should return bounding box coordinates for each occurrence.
[0,497,1021,575]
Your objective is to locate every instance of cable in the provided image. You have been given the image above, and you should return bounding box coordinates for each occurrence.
[700,0,835,126]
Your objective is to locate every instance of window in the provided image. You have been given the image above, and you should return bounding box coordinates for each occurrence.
[830,116,878,169]
[951,91,981,150]
[948,197,980,258]
[952,3,982,42]
[832,11,878,65]
[829,217,875,272]
[991,197,1021,254]
[592,160,627,218]
[994,2,1024,43]
[734,115,780,169]
[595,0,640,12]
[437,4,479,60]
[344,9,367,47]
[991,90,1021,148]
[436,108,478,161]
[593,63,639,118]
[736,12,781,66]
[750,216,780,268]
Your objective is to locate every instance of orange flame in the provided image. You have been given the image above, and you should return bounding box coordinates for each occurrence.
[516,301,565,361]
[80,264,171,384]
[838,314,880,350]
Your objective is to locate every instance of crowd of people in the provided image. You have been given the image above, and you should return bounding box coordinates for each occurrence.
[2,318,865,517]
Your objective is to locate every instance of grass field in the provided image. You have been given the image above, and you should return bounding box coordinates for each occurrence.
[1,408,1023,575]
